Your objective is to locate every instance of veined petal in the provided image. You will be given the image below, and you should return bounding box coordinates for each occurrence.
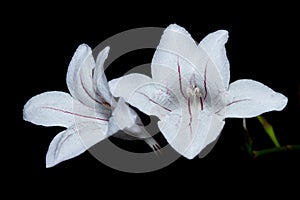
[152,24,225,107]
[46,121,108,167]
[24,91,75,127]
[152,24,206,85]
[46,128,85,168]
[93,46,112,104]
[225,79,288,118]
[158,109,215,159]
[199,30,230,89]
[66,44,108,110]
[66,44,94,99]
[23,91,110,128]
[109,74,177,119]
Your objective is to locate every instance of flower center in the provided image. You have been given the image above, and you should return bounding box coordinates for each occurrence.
[186,84,204,110]
[186,85,201,98]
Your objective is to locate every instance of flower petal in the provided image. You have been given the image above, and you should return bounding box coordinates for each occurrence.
[152,24,225,109]
[109,74,178,119]
[152,24,204,86]
[66,44,109,110]
[23,91,110,128]
[198,114,225,158]
[46,121,108,167]
[225,79,288,118]
[158,109,216,159]
[108,97,137,136]
[109,73,152,101]
[199,30,230,89]
[23,91,75,127]
[107,97,161,151]
[93,46,112,104]
[46,129,85,168]
[66,44,94,100]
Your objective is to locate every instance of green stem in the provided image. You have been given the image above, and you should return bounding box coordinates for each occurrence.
[253,145,300,158]
[242,118,253,157]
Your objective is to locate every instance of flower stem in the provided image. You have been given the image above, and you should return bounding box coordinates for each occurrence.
[253,145,300,158]
[242,118,253,157]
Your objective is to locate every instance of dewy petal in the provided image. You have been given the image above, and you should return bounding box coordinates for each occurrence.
[109,73,178,119]
[23,91,110,128]
[158,109,216,159]
[199,30,230,89]
[46,121,108,167]
[93,46,112,104]
[225,79,288,118]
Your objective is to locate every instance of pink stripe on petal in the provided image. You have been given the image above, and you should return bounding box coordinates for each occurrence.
[177,58,187,100]
[137,91,171,112]
[41,106,109,121]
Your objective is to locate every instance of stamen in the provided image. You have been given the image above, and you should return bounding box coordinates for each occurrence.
[190,73,196,88]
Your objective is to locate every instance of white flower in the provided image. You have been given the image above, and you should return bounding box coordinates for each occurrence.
[109,24,288,159]
[23,44,159,168]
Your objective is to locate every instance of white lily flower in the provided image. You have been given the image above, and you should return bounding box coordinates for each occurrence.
[23,44,159,168]
[109,24,288,159]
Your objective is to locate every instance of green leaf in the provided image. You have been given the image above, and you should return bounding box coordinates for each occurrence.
[257,115,280,147]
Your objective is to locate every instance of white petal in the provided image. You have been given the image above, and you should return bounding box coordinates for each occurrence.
[152,24,225,106]
[109,73,152,101]
[46,129,86,168]
[109,74,177,119]
[158,109,216,159]
[152,24,223,81]
[152,24,206,85]
[93,46,112,104]
[46,121,108,167]
[109,98,161,150]
[109,97,137,135]
[23,91,75,127]
[198,114,225,158]
[66,44,108,109]
[199,30,230,89]
[23,91,110,128]
[109,98,149,138]
[66,44,94,99]
[225,79,288,118]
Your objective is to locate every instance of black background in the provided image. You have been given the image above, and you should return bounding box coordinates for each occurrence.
[7,1,299,196]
